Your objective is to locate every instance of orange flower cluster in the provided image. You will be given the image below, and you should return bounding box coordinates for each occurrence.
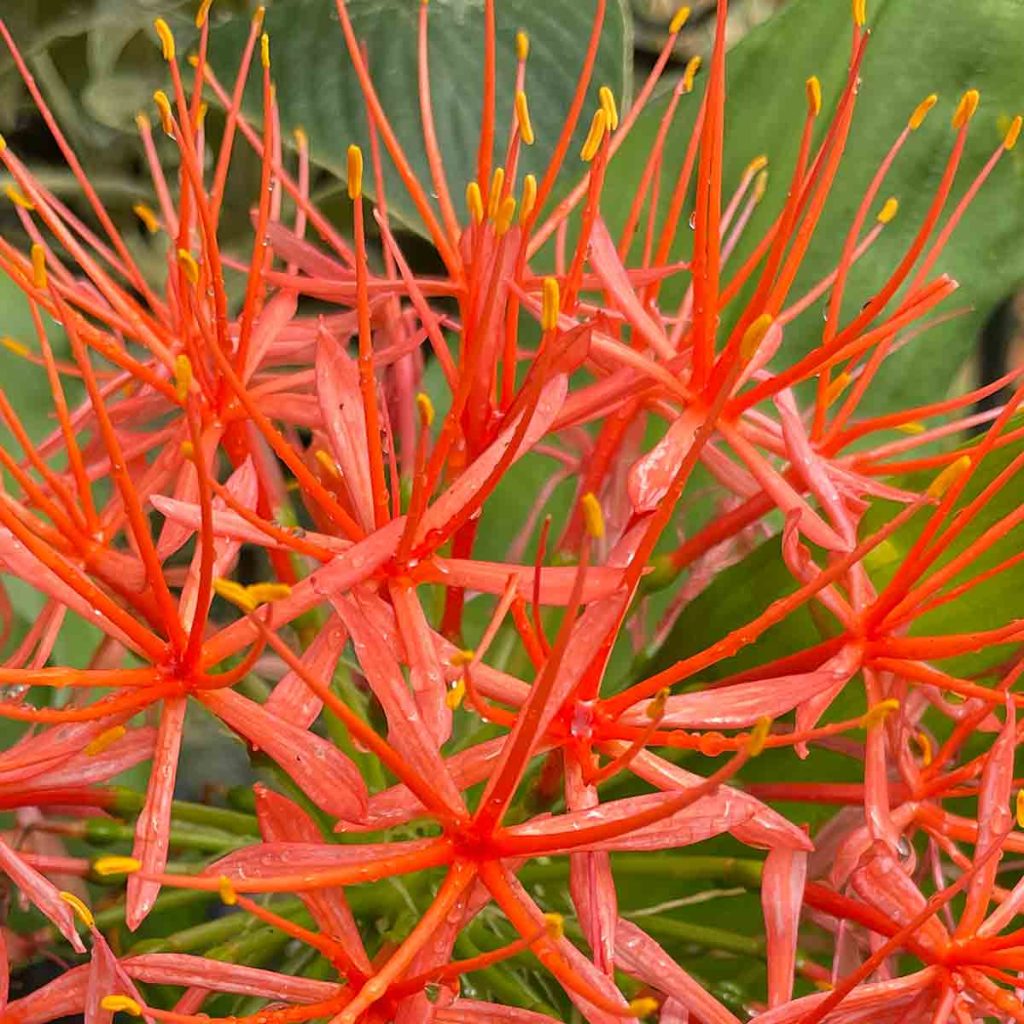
[1,1,1024,1022]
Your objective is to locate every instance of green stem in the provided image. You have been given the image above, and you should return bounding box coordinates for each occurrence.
[110,786,261,836]
[85,816,248,853]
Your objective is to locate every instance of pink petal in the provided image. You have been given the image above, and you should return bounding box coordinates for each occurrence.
[761,845,807,1007]
[390,582,451,745]
[566,761,616,973]
[254,785,371,974]
[719,422,848,551]
[126,695,186,930]
[589,217,672,359]
[244,290,299,381]
[265,615,347,728]
[623,646,860,730]
[123,953,340,1002]
[208,837,440,881]
[435,1001,562,1024]
[628,409,703,514]
[0,836,84,952]
[615,921,739,1024]
[199,688,368,821]
[428,558,625,605]
[750,967,941,1024]
[316,328,375,530]
[850,842,949,954]
[5,964,89,1024]
[332,591,465,814]
[959,697,1015,937]
[623,749,812,852]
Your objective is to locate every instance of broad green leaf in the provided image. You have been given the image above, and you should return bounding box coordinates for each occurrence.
[213,0,632,235]
[606,0,1024,414]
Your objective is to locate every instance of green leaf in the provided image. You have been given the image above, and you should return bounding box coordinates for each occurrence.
[212,0,632,236]
[606,0,1024,414]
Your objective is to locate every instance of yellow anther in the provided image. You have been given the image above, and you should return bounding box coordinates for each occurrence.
[599,86,619,131]
[5,185,34,210]
[253,5,266,27]
[952,89,980,129]
[646,687,669,721]
[746,154,768,177]
[515,31,529,61]
[245,582,292,605]
[416,391,435,427]
[196,0,214,28]
[466,181,484,224]
[179,440,195,460]
[84,725,126,757]
[909,93,938,131]
[135,112,151,135]
[487,167,505,220]
[213,578,257,613]
[2,337,30,358]
[1016,789,1024,829]
[629,998,660,1019]
[543,912,564,941]
[520,173,537,224]
[132,203,160,234]
[580,108,607,162]
[315,449,340,478]
[173,354,192,403]
[293,126,308,149]
[494,195,517,236]
[823,372,852,408]
[914,730,933,766]
[876,196,899,224]
[449,648,476,667]
[747,716,771,756]
[927,454,972,498]
[445,678,466,710]
[862,698,900,730]
[806,76,822,117]
[1004,115,1023,150]
[218,875,238,905]
[669,6,691,33]
[260,32,270,69]
[153,90,174,134]
[154,18,175,61]
[541,276,560,331]
[852,0,866,27]
[740,313,774,361]
[0,134,6,152]
[681,55,701,94]
[896,420,926,435]
[100,996,142,1017]
[514,90,535,145]
[753,169,769,202]
[30,243,46,289]
[347,145,364,200]
[581,492,605,540]
[93,856,141,877]
[176,249,199,286]
[59,891,94,929]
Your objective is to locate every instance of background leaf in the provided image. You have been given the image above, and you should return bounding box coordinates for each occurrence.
[606,0,1024,413]
[213,0,632,235]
